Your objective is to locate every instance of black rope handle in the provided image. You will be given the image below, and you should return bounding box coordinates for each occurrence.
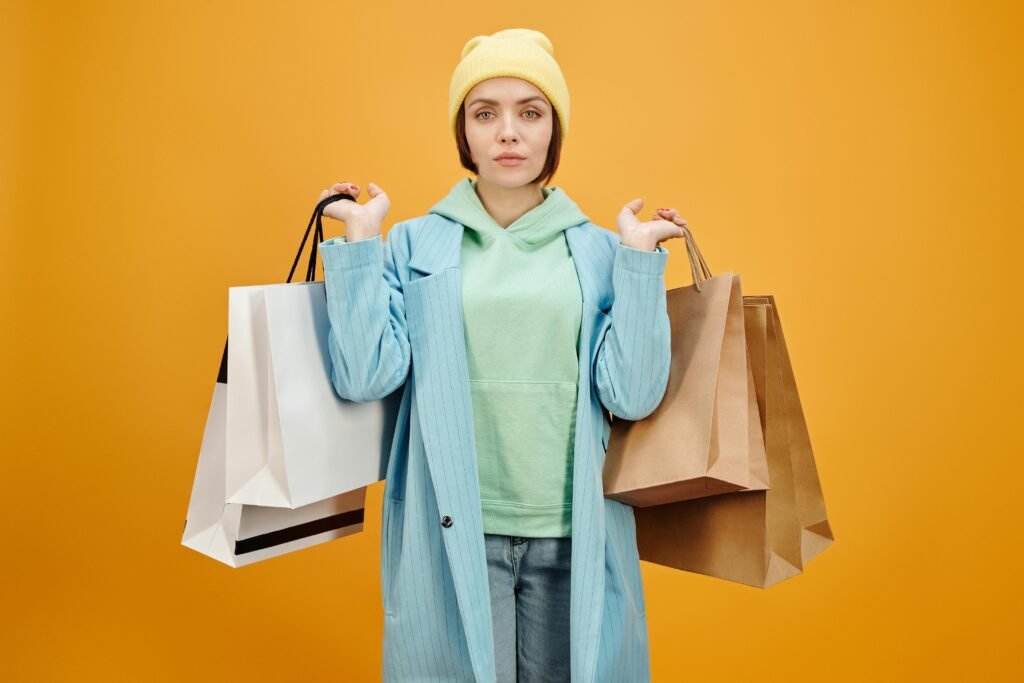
[217,192,358,384]
[286,192,357,284]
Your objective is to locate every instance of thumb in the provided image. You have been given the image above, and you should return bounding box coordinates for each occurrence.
[366,182,387,198]
[617,198,643,224]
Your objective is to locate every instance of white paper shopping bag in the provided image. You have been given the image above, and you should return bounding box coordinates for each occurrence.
[225,281,402,508]
[182,341,367,568]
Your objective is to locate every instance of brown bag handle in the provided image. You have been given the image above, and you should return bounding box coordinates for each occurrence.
[678,224,712,292]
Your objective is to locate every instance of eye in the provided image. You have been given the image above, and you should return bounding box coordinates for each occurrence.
[524,110,541,119]
[475,111,494,120]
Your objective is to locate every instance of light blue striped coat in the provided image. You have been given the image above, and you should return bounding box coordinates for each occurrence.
[320,212,670,682]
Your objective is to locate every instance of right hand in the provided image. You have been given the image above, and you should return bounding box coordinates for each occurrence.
[318,181,391,242]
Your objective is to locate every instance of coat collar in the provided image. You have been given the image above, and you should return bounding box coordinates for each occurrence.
[408,213,612,309]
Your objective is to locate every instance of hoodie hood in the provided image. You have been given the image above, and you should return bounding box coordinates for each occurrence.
[428,177,589,249]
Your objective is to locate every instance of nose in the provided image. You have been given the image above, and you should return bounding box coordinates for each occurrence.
[499,116,520,143]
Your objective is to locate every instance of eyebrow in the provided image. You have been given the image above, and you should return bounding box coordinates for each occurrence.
[467,96,548,108]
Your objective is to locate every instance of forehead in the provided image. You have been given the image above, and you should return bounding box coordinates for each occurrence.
[466,77,549,106]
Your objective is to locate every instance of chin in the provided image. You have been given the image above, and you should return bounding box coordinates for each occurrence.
[484,165,540,187]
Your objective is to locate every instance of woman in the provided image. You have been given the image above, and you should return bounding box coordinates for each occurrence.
[316,28,686,683]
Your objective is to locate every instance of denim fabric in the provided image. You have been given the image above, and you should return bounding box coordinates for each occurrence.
[485,533,573,682]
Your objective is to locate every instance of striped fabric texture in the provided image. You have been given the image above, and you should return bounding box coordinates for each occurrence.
[319,213,670,682]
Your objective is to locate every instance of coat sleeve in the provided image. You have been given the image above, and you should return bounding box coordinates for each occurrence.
[319,225,411,402]
[593,242,671,421]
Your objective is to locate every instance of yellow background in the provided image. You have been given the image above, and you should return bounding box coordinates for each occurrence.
[3,0,1021,680]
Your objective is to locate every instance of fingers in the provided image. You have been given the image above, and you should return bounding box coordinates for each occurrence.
[320,181,362,205]
[656,207,689,229]
[330,181,361,198]
[656,207,685,222]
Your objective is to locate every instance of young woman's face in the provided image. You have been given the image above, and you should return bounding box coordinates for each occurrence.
[463,77,554,188]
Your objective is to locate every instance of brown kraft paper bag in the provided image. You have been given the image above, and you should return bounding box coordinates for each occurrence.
[633,293,834,588]
[604,227,766,506]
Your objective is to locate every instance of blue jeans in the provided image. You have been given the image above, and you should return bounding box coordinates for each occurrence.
[484,533,572,682]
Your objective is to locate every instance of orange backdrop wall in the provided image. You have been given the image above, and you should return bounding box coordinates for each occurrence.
[3,1,1021,680]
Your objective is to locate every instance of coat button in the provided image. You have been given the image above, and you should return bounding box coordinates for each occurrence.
[441,515,453,528]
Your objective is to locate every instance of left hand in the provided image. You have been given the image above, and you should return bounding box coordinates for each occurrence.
[616,198,688,251]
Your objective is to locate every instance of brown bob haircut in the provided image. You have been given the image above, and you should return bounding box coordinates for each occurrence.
[454,100,563,187]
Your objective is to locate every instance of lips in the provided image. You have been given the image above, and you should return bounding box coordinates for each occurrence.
[494,153,526,160]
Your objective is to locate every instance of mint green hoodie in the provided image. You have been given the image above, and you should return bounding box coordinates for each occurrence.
[428,177,590,538]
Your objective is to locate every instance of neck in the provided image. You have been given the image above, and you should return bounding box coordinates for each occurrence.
[472,177,545,229]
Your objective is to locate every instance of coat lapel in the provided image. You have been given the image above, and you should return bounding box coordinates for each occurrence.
[565,224,615,682]
[403,214,615,682]
[402,215,495,680]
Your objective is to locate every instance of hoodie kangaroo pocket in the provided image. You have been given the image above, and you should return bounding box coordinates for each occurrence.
[468,379,578,510]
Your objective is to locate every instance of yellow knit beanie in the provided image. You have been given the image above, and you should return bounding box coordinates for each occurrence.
[448,28,570,142]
